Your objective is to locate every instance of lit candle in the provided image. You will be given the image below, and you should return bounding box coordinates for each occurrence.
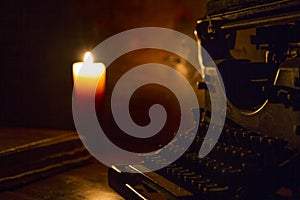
[72,52,106,107]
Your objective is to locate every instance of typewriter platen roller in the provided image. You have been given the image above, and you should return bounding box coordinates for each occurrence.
[108,0,300,199]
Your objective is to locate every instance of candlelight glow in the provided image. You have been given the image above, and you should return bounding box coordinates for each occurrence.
[73,63,81,80]
[72,52,91,79]
[84,51,93,63]
[73,52,105,80]
[72,51,106,98]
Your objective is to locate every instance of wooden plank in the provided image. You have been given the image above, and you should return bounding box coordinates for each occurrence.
[0,128,92,190]
[0,160,124,200]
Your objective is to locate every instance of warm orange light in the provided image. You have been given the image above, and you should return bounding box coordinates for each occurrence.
[72,52,106,99]
[73,52,102,81]
[84,51,92,63]
[72,63,81,81]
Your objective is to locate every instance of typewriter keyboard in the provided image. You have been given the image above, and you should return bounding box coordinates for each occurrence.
[139,122,298,199]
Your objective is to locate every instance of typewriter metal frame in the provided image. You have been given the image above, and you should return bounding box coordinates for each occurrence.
[195,0,300,148]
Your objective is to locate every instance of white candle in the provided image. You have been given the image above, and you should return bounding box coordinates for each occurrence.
[72,52,106,105]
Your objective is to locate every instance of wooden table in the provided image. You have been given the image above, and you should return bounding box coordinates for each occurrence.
[0,128,123,199]
[0,159,124,200]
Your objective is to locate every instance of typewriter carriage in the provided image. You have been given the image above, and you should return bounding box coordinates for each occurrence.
[195,0,300,147]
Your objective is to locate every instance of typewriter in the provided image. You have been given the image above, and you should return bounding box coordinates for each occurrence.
[108,0,300,199]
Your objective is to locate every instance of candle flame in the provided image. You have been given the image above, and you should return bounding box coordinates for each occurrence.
[84,51,93,63]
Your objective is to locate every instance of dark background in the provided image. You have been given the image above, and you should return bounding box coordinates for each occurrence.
[0,0,208,130]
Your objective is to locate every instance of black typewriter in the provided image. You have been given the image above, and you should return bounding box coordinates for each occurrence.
[108,0,300,199]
